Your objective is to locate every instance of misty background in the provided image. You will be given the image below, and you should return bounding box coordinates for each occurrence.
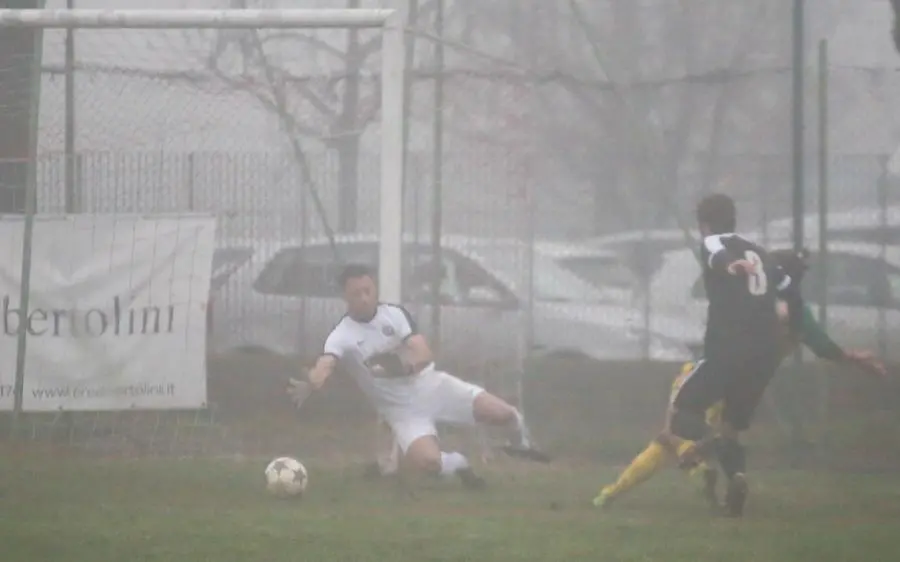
[3,0,895,243]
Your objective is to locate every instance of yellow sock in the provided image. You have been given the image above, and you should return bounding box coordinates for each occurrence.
[676,440,711,477]
[602,441,671,499]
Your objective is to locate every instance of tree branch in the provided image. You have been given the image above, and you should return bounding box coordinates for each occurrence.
[204,65,324,139]
[244,25,341,258]
[696,2,772,197]
[260,31,350,61]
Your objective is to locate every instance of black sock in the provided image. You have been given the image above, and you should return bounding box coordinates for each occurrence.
[715,437,746,480]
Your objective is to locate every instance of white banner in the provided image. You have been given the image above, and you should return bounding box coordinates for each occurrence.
[0,214,216,411]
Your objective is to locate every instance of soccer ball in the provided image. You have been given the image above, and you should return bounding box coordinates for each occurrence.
[264,456,308,498]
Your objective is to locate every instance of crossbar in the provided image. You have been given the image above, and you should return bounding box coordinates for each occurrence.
[0,9,392,29]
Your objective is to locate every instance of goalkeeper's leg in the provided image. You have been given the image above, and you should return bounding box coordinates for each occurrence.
[392,419,486,490]
[593,435,677,508]
[434,370,550,463]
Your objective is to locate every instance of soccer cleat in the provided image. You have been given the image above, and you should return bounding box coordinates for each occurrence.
[724,473,748,517]
[362,461,383,480]
[500,444,552,463]
[592,489,615,510]
[700,466,721,512]
[456,467,487,490]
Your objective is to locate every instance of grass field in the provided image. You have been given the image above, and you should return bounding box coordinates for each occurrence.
[2,454,900,562]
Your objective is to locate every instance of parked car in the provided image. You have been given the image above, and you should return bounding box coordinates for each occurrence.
[208,235,695,377]
[455,237,703,354]
[648,241,900,358]
[207,242,255,335]
[763,207,900,246]
[493,239,704,348]
[583,229,700,279]
[535,242,637,299]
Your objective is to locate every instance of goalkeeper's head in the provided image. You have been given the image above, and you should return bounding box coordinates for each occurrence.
[338,263,379,323]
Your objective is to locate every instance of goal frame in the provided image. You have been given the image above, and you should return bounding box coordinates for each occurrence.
[0,8,407,303]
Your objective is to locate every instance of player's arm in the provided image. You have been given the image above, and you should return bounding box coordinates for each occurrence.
[403,334,434,374]
[702,234,744,274]
[702,235,777,280]
[287,332,343,408]
[774,266,801,330]
[397,307,434,374]
[798,303,886,376]
[798,303,845,362]
[307,354,338,389]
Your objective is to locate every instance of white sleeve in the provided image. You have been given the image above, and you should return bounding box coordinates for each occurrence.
[702,234,726,268]
[392,305,418,341]
[323,327,347,358]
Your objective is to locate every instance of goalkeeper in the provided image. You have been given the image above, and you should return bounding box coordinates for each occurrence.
[593,249,886,510]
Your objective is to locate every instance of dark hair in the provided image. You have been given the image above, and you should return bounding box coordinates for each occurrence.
[337,263,376,287]
[770,248,809,284]
[696,193,736,234]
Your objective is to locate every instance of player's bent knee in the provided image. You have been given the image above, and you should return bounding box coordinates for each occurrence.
[670,409,708,442]
[404,436,442,474]
[472,392,516,425]
[655,432,679,452]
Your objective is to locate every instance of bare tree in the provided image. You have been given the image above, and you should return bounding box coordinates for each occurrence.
[198,0,386,234]
[459,0,788,234]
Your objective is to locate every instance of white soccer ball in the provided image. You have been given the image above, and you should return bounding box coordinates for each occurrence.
[264,456,308,498]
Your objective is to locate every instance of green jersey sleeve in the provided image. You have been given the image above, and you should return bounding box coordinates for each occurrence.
[799,304,845,361]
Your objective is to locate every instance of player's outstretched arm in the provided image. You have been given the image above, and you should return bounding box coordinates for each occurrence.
[287,355,337,410]
[798,304,844,362]
[799,304,886,377]
[307,354,338,389]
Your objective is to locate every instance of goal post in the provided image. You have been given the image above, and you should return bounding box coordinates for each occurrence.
[0,7,406,304]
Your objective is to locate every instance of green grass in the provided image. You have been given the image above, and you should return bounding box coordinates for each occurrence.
[2,455,900,562]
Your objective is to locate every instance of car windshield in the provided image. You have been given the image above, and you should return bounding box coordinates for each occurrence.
[604,239,693,278]
[211,246,254,290]
[467,245,613,303]
[556,255,637,289]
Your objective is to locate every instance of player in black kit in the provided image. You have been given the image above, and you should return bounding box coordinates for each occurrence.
[668,194,799,517]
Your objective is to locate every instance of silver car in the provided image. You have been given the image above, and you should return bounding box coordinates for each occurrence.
[209,235,692,377]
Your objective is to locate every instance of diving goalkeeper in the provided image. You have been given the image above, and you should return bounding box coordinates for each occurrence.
[593,249,886,510]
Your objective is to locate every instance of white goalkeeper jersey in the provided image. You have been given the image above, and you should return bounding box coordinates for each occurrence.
[322,303,435,410]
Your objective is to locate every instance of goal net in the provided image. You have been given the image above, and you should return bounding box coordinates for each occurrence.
[0,7,405,457]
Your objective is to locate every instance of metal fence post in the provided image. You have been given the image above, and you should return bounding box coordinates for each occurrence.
[816,39,830,452]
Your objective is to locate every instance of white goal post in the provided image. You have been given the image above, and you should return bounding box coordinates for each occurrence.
[0,8,407,303]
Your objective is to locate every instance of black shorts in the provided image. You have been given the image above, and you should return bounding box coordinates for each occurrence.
[672,353,778,431]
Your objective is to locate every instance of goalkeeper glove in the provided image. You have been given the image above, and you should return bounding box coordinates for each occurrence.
[287,375,313,410]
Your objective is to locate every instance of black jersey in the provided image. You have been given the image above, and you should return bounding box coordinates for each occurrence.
[700,233,792,359]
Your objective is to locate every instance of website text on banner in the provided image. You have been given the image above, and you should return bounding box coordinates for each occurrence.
[0,214,216,412]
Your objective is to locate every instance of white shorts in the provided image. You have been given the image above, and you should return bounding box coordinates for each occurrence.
[381,370,485,453]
